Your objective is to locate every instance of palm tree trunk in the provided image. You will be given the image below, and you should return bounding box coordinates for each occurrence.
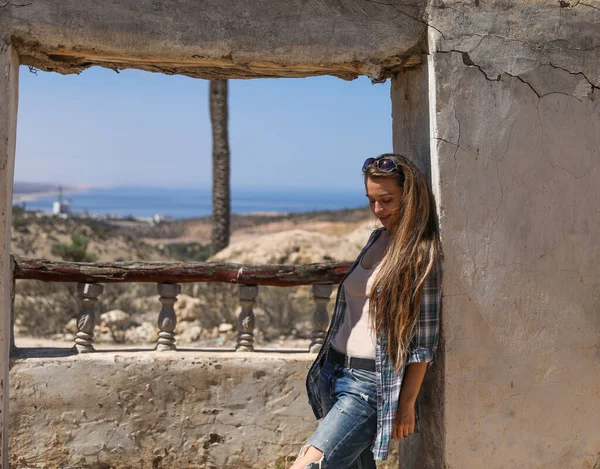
[209,80,230,254]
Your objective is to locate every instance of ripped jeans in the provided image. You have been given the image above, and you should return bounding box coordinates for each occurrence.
[303,357,378,469]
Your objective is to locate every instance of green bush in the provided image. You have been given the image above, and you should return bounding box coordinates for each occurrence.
[51,234,98,262]
[14,281,79,337]
[159,242,211,262]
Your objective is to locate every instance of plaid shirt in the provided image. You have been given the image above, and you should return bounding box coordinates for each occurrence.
[306,228,443,461]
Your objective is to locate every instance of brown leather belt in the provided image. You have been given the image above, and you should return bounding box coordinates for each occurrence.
[327,347,376,372]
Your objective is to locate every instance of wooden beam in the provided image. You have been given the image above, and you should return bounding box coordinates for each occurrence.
[13,258,352,286]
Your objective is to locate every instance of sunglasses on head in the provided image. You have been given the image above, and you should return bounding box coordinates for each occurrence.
[362,156,400,173]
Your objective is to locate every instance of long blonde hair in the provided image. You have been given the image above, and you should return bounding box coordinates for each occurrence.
[365,153,442,370]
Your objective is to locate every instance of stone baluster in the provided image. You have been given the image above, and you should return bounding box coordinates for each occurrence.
[156,283,181,351]
[310,284,333,353]
[236,285,259,352]
[74,282,104,353]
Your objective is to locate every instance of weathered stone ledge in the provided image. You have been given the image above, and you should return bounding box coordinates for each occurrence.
[9,350,317,469]
[1,0,427,80]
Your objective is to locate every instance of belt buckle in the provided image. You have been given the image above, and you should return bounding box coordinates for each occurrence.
[346,356,354,369]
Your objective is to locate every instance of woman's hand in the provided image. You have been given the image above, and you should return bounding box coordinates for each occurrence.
[393,399,415,439]
[393,362,427,439]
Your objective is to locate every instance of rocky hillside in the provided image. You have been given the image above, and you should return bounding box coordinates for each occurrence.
[11,207,167,262]
[12,206,377,346]
[210,220,378,264]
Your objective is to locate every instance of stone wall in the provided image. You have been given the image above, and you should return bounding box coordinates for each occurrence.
[0,44,19,469]
[9,350,400,469]
[402,2,600,468]
[10,351,316,469]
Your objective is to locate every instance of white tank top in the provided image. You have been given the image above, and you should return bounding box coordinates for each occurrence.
[331,232,388,359]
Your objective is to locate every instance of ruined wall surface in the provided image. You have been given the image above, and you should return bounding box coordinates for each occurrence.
[0,43,19,469]
[1,0,426,80]
[426,2,600,468]
[392,65,446,469]
[9,351,399,469]
[392,62,432,177]
[10,352,316,469]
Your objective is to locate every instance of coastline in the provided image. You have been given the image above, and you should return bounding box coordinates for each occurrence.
[12,185,367,219]
[12,184,102,204]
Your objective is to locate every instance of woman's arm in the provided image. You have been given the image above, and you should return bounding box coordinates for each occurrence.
[393,257,443,439]
[393,363,427,439]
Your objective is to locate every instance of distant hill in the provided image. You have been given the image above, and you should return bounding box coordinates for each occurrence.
[12,182,60,194]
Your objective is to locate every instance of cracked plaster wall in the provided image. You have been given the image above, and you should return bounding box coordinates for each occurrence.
[392,61,432,177]
[0,43,18,469]
[419,1,600,467]
[9,353,323,469]
[9,352,402,469]
[0,0,427,80]
[392,63,445,469]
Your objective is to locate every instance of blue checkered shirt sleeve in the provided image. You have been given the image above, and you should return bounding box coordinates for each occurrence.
[407,256,443,365]
[372,255,443,461]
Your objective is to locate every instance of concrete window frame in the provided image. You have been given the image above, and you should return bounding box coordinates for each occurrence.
[0,3,439,468]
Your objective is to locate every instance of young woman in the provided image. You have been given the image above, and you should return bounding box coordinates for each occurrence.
[291,154,443,469]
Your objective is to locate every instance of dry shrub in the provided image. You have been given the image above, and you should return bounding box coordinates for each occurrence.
[182,282,239,329]
[14,280,79,336]
[14,279,332,342]
[14,280,155,337]
[185,283,321,338]
[255,286,312,339]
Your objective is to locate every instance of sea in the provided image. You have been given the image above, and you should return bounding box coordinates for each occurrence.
[20,186,368,219]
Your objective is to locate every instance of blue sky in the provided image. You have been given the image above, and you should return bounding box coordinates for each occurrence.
[15,66,392,190]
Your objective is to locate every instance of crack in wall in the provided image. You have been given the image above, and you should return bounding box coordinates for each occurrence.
[439,49,600,179]
[435,46,600,276]
[579,1,600,11]
[440,32,600,88]
[485,111,520,239]
[442,49,597,101]
[548,61,600,89]
[535,97,600,179]
[364,0,447,38]
[488,159,504,233]
[0,1,32,7]
[443,31,600,54]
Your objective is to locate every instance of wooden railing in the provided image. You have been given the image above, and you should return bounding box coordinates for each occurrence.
[12,256,352,354]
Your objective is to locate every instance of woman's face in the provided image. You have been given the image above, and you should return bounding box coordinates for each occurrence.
[366,176,403,230]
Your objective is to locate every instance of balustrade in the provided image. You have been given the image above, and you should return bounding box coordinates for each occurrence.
[310,284,333,353]
[11,258,350,354]
[236,285,258,352]
[74,282,104,353]
[156,283,181,351]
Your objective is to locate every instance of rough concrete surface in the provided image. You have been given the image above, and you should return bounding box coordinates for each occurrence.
[8,350,400,469]
[9,351,317,469]
[391,66,445,469]
[424,1,600,467]
[0,42,19,469]
[1,0,426,80]
[392,61,432,178]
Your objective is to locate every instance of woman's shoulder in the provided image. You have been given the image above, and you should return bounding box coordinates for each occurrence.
[365,227,386,245]
[371,226,386,237]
